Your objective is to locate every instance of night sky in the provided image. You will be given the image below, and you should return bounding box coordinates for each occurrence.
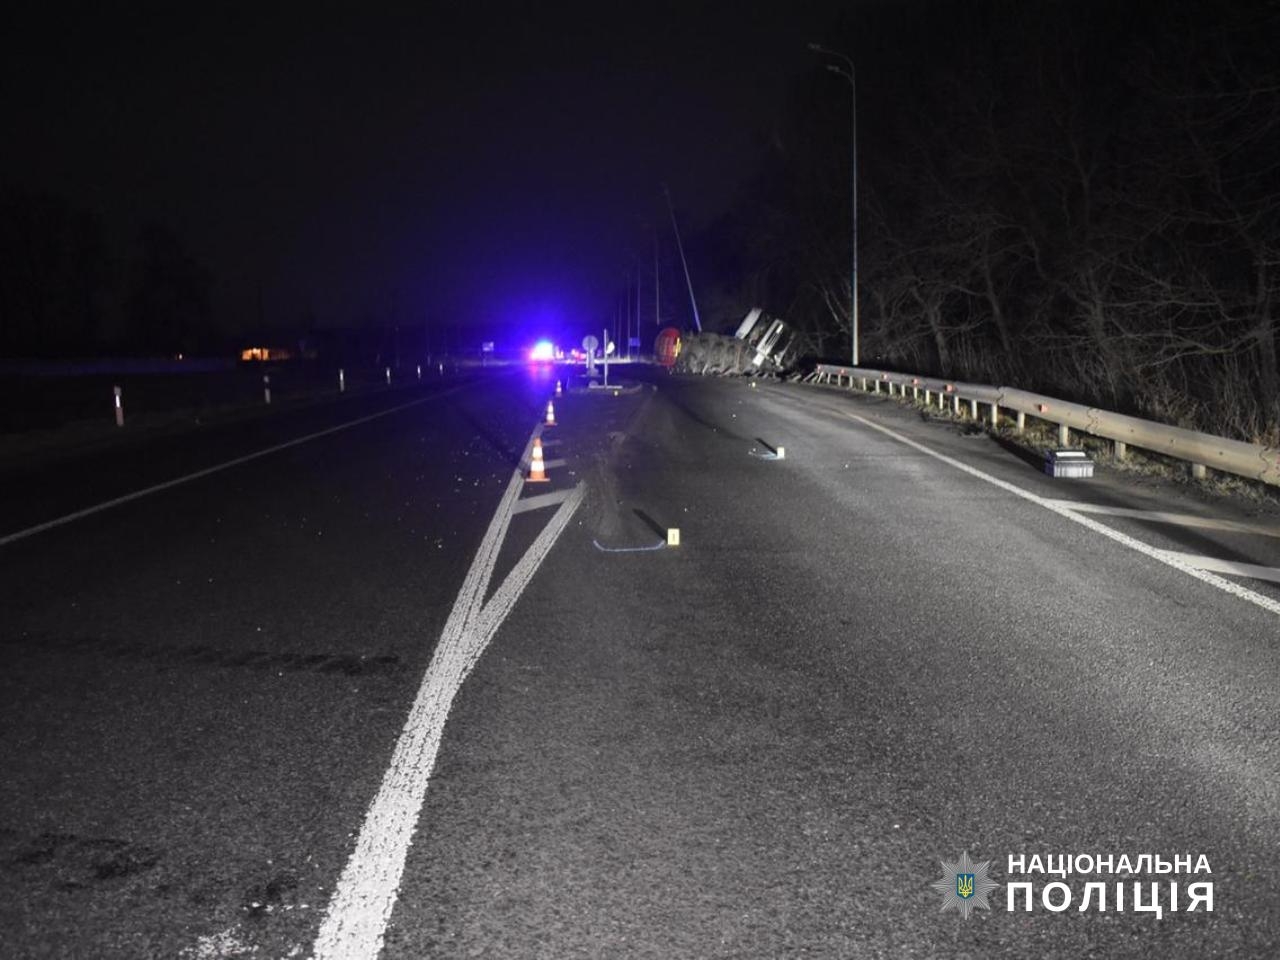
[2,2,854,340]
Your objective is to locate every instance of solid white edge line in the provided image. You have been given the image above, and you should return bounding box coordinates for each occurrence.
[0,385,468,548]
[311,428,583,960]
[843,412,1280,618]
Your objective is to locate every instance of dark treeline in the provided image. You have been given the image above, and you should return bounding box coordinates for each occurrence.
[0,189,420,365]
[713,0,1280,444]
[0,189,217,358]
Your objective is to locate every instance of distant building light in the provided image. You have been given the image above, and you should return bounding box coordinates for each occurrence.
[241,347,293,361]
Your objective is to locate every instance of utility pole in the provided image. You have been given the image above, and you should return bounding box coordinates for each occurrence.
[809,43,859,366]
[663,184,702,334]
[653,230,660,339]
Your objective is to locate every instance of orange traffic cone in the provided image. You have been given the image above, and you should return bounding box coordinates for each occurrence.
[555,379,563,397]
[545,400,557,427]
[526,437,550,483]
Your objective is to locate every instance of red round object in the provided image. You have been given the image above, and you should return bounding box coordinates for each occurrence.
[655,327,683,367]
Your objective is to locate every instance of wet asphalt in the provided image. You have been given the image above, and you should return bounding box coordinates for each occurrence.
[2,366,1278,959]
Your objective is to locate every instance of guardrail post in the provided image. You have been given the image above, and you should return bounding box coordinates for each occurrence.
[1016,411,1025,434]
[924,389,931,406]
[1191,463,1208,480]
[873,380,880,394]
[860,377,868,391]
[969,398,978,419]
[990,403,999,428]
[113,386,124,427]
[912,385,919,401]
[1058,423,1070,446]
[953,395,961,415]
[1114,440,1127,460]
[385,366,391,385]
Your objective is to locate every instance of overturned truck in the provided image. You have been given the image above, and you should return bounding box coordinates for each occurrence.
[675,308,797,376]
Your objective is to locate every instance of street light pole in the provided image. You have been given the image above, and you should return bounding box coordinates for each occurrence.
[808,43,858,366]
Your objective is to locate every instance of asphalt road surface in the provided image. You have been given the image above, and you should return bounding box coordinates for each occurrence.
[3,365,1279,959]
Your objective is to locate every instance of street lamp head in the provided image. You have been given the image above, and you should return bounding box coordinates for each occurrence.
[825,64,843,74]
[807,41,823,51]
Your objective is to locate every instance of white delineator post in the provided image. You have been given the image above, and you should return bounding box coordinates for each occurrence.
[339,368,345,392]
[263,374,272,405]
[113,386,124,427]
[416,364,421,380]
[385,366,391,385]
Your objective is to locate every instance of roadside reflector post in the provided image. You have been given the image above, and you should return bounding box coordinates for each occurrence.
[912,385,919,401]
[416,364,421,380]
[1191,462,1208,480]
[263,374,272,404]
[1016,410,1026,433]
[990,403,999,428]
[438,362,444,375]
[924,389,932,406]
[1058,423,1070,446]
[113,386,124,427]
[1115,440,1127,460]
[338,368,345,392]
[969,398,979,419]
[385,366,391,385]
[667,528,680,547]
[953,395,961,415]
[873,380,880,394]
[861,377,868,391]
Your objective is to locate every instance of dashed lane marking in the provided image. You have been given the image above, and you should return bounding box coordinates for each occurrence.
[1041,499,1280,539]
[512,488,575,514]
[1155,551,1280,585]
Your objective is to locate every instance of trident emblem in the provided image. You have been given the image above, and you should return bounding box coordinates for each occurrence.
[956,873,975,899]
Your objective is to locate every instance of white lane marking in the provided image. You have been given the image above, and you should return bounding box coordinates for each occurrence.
[0,386,467,548]
[843,412,1280,618]
[1156,551,1280,585]
[1042,499,1280,539]
[311,426,583,960]
[512,488,575,514]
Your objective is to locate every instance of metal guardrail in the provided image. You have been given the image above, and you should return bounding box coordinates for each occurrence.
[811,363,1280,487]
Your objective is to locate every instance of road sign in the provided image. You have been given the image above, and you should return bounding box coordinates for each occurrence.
[582,335,599,354]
